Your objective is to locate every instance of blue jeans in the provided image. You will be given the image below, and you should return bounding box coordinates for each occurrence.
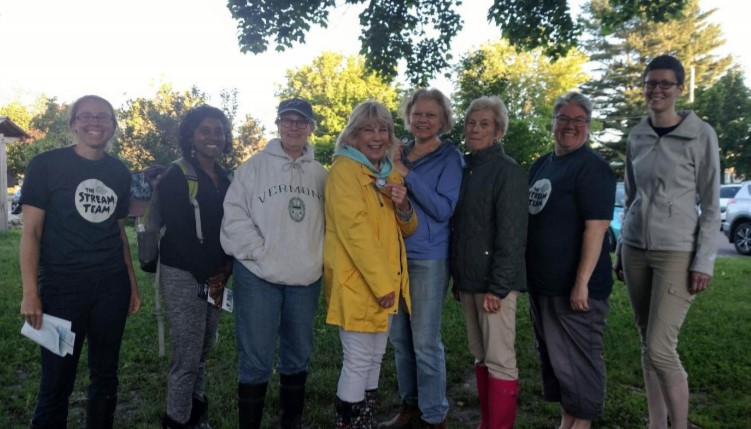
[388,259,449,424]
[233,260,321,384]
[32,268,131,427]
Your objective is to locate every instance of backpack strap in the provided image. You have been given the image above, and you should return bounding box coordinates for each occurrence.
[174,158,204,244]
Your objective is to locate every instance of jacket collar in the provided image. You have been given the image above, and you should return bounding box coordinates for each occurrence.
[465,143,504,166]
[335,156,398,189]
[186,156,231,179]
[632,111,702,141]
[402,138,455,167]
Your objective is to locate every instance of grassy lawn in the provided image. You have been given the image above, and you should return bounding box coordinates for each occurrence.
[1,227,749,428]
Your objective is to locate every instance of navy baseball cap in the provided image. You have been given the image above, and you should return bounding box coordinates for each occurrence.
[277,98,314,121]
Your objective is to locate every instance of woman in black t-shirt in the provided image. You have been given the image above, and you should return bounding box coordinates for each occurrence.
[526,92,616,429]
[19,95,141,428]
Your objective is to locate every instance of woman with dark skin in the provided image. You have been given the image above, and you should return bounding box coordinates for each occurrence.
[158,105,234,429]
[20,95,141,429]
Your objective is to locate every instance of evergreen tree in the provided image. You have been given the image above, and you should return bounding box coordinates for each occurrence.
[583,0,732,170]
[694,68,751,180]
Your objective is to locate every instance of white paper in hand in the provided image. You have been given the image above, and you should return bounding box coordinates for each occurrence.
[207,288,234,313]
[21,314,76,357]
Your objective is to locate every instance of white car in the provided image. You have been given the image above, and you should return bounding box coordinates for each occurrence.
[720,184,742,224]
[722,181,751,255]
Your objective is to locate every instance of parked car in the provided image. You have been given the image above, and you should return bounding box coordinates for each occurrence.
[722,181,751,255]
[607,182,625,252]
[720,183,742,225]
[10,188,22,214]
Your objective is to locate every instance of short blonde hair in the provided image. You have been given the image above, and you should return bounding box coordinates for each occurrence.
[68,95,118,130]
[400,88,455,135]
[335,101,398,153]
[68,95,118,147]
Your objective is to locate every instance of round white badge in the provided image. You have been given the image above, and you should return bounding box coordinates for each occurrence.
[528,178,551,215]
[75,179,119,223]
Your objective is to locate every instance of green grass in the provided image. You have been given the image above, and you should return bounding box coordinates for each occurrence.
[1,227,750,428]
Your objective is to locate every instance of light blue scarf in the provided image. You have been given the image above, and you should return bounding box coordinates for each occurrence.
[334,146,393,185]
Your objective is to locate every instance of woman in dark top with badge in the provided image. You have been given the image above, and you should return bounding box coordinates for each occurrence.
[157,105,234,429]
[526,92,615,429]
[19,95,141,429]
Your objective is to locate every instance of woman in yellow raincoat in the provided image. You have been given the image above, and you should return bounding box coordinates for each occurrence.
[324,100,417,428]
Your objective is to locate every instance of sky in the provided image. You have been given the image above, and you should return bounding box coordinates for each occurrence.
[0,0,749,136]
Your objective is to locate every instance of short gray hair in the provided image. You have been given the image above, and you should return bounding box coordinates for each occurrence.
[552,92,593,121]
[335,101,398,153]
[400,88,455,135]
[465,96,509,136]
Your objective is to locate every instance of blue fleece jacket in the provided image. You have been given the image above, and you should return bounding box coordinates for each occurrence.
[401,139,464,259]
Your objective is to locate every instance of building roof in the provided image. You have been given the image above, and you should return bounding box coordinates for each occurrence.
[0,117,31,139]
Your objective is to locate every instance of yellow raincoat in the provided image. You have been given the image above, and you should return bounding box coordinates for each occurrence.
[324,156,417,333]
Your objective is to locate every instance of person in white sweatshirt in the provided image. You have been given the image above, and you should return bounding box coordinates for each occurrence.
[220,98,328,429]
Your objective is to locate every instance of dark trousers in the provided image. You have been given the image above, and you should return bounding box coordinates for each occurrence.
[529,293,609,420]
[32,268,131,427]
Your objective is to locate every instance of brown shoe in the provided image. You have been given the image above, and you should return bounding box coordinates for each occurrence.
[378,402,420,428]
[420,419,447,429]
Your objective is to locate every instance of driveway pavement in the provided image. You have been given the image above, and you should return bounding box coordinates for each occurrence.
[716,229,742,257]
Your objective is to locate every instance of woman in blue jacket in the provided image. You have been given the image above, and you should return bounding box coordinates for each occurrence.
[381,88,463,429]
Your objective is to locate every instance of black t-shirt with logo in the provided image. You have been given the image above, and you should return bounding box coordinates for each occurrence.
[20,146,131,277]
[526,145,616,299]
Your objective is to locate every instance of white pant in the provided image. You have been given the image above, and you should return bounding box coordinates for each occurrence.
[337,328,389,402]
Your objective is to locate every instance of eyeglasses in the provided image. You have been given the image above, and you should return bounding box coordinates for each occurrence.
[76,113,113,124]
[643,80,679,90]
[555,115,589,127]
[277,117,311,129]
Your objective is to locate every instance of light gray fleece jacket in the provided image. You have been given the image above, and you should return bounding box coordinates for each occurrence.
[220,139,327,285]
[620,111,720,276]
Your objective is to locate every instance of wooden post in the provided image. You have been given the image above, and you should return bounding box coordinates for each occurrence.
[1,133,8,234]
[154,262,165,357]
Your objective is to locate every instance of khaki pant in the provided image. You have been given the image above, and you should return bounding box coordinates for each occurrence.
[622,245,695,387]
[459,291,518,380]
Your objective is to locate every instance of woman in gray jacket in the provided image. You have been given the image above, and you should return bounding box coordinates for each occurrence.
[614,55,720,429]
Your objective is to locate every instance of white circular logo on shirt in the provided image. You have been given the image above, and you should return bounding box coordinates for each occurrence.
[75,179,118,223]
[529,178,551,215]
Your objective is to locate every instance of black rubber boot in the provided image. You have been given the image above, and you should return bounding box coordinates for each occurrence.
[279,372,307,429]
[335,396,368,429]
[363,389,378,429]
[84,396,117,429]
[161,413,192,429]
[335,396,353,429]
[238,382,268,429]
[189,394,211,429]
[29,419,67,429]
